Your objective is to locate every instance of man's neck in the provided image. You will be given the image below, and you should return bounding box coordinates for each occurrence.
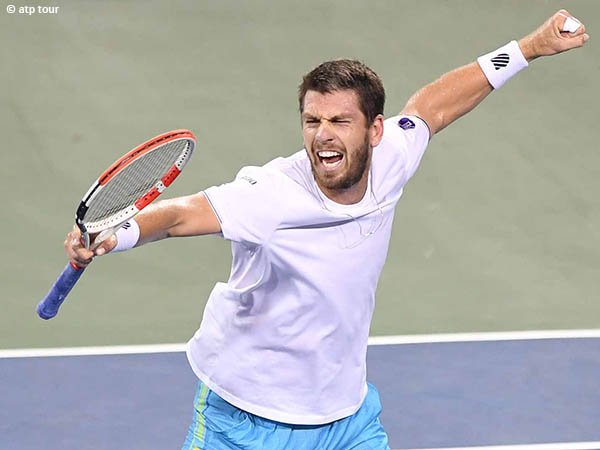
[318,173,369,205]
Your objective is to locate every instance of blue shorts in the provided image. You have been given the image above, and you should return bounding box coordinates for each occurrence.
[182,381,390,450]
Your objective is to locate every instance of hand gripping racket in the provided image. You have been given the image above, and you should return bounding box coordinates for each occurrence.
[37,130,196,320]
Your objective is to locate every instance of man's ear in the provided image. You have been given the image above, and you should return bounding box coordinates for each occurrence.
[370,114,385,147]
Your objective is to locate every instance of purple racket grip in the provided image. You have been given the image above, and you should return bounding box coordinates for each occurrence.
[37,263,86,320]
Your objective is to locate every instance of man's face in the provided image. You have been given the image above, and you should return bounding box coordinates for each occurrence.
[301,89,383,204]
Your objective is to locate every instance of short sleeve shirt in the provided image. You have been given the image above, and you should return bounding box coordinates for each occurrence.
[186,115,430,424]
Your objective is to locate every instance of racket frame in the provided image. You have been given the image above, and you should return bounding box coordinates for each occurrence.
[75,130,195,249]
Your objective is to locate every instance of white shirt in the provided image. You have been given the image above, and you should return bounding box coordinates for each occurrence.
[186,115,430,424]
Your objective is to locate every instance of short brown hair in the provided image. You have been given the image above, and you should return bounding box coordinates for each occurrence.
[298,59,385,125]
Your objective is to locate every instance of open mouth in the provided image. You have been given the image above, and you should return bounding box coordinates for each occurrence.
[317,150,344,169]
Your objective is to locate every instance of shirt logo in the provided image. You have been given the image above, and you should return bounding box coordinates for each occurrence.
[491,53,510,70]
[398,117,415,130]
[240,175,257,185]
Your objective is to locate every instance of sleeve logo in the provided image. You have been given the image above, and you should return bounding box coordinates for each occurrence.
[398,117,415,130]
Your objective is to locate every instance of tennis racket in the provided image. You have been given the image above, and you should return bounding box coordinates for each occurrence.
[37,129,196,320]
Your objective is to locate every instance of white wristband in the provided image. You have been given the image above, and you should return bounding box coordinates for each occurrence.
[112,218,140,253]
[477,40,528,89]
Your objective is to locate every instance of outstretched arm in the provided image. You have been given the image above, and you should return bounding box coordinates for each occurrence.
[134,193,221,245]
[401,10,589,136]
[65,192,221,267]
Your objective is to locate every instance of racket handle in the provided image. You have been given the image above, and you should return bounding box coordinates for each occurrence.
[37,263,86,320]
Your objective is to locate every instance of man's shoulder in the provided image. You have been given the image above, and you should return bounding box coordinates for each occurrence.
[264,149,308,171]
[373,115,430,164]
[379,115,430,148]
[215,151,314,203]
[262,150,314,191]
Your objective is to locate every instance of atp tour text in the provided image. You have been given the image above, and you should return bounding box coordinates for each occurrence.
[6,5,60,15]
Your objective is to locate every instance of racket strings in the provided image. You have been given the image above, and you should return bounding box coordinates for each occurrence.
[84,140,190,225]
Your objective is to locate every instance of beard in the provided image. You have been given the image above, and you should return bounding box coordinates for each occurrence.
[311,133,371,192]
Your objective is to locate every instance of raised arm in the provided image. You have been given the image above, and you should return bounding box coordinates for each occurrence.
[401,10,589,136]
[65,192,221,267]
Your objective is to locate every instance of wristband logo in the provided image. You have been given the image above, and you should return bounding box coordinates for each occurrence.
[491,53,510,70]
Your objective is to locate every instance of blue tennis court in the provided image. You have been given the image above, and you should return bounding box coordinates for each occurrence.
[2,332,599,450]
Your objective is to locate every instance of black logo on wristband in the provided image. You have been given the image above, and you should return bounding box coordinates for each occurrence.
[491,53,510,70]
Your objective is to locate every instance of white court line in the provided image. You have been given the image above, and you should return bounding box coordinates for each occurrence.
[367,329,600,346]
[0,343,186,358]
[1,329,599,359]
[395,441,600,450]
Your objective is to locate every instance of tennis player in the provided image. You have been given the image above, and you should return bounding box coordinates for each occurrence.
[66,10,588,450]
